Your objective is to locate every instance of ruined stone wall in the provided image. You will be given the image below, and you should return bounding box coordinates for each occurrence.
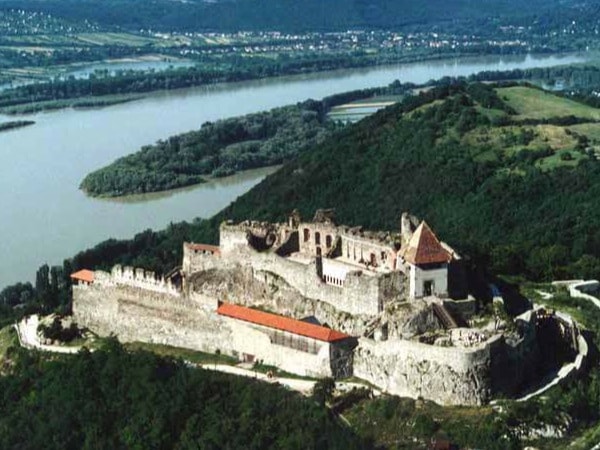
[298,222,338,256]
[490,309,540,397]
[182,247,223,275]
[219,224,251,254]
[354,336,495,405]
[355,310,541,406]
[230,248,398,316]
[73,280,231,354]
[187,264,424,338]
[339,233,396,270]
[73,276,349,379]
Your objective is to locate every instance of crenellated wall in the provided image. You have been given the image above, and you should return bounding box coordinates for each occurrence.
[104,265,181,296]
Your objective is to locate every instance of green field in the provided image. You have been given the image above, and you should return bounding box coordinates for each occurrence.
[497,86,600,120]
[569,122,600,141]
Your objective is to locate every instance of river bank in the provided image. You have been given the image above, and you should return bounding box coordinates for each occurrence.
[0,52,590,288]
[1,51,593,115]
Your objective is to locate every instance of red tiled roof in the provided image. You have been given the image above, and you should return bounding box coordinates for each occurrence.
[186,242,221,255]
[217,303,351,343]
[401,222,452,265]
[70,269,95,283]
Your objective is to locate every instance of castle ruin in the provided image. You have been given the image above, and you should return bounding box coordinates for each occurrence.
[72,210,542,406]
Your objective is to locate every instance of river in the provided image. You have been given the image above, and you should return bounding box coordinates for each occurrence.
[0,53,590,287]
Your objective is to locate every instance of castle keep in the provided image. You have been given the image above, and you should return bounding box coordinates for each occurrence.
[72,210,541,406]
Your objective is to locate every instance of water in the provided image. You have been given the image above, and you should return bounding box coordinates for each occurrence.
[0,53,589,287]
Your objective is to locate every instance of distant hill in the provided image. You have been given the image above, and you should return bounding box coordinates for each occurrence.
[0,0,583,32]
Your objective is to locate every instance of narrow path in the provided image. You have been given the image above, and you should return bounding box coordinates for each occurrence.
[14,315,81,354]
[194,362,376,396]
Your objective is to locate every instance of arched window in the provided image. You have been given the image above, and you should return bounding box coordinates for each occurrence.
[326,235,332,248]
[303,228,310,242]
[315,232,321,245]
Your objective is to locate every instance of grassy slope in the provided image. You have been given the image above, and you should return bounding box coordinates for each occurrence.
[497,86,600,121]
[0,326,16,363]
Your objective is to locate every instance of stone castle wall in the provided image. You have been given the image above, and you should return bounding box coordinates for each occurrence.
[188,234,405,316]
[355,309,542,406]
[73,263,545,406]
[186,263,427,338]
[354,336,497,405]
[73,275,228,354]
[73,271,348,378]
[222,317,349,378]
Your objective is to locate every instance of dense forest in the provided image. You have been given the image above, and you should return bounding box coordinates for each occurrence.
[0,0,576,32]
[80,101,333,196]
[0,339,363,449]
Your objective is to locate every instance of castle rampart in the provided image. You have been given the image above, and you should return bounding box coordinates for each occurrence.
[354,335,497,405]
[71,210,568,407]
[94,265,181,296]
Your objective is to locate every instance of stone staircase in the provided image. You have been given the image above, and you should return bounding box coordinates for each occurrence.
[432,303,460,329]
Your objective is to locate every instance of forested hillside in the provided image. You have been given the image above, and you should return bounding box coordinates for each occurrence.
[0,339,362,449]
[0,0,579,32]
[216,83,600,281]
[63,82,600,284]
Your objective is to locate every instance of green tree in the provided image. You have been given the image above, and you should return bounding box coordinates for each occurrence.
[312,377,336,404]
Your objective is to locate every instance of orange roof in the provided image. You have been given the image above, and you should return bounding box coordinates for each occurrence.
[185,242,220,255]
[70,269,95,283]
[217,303,351,343]
[401,222,452,265]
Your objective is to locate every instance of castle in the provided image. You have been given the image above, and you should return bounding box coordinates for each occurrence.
[71,210,543,406]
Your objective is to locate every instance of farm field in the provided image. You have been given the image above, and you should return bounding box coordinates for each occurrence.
[497,86,600,120]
